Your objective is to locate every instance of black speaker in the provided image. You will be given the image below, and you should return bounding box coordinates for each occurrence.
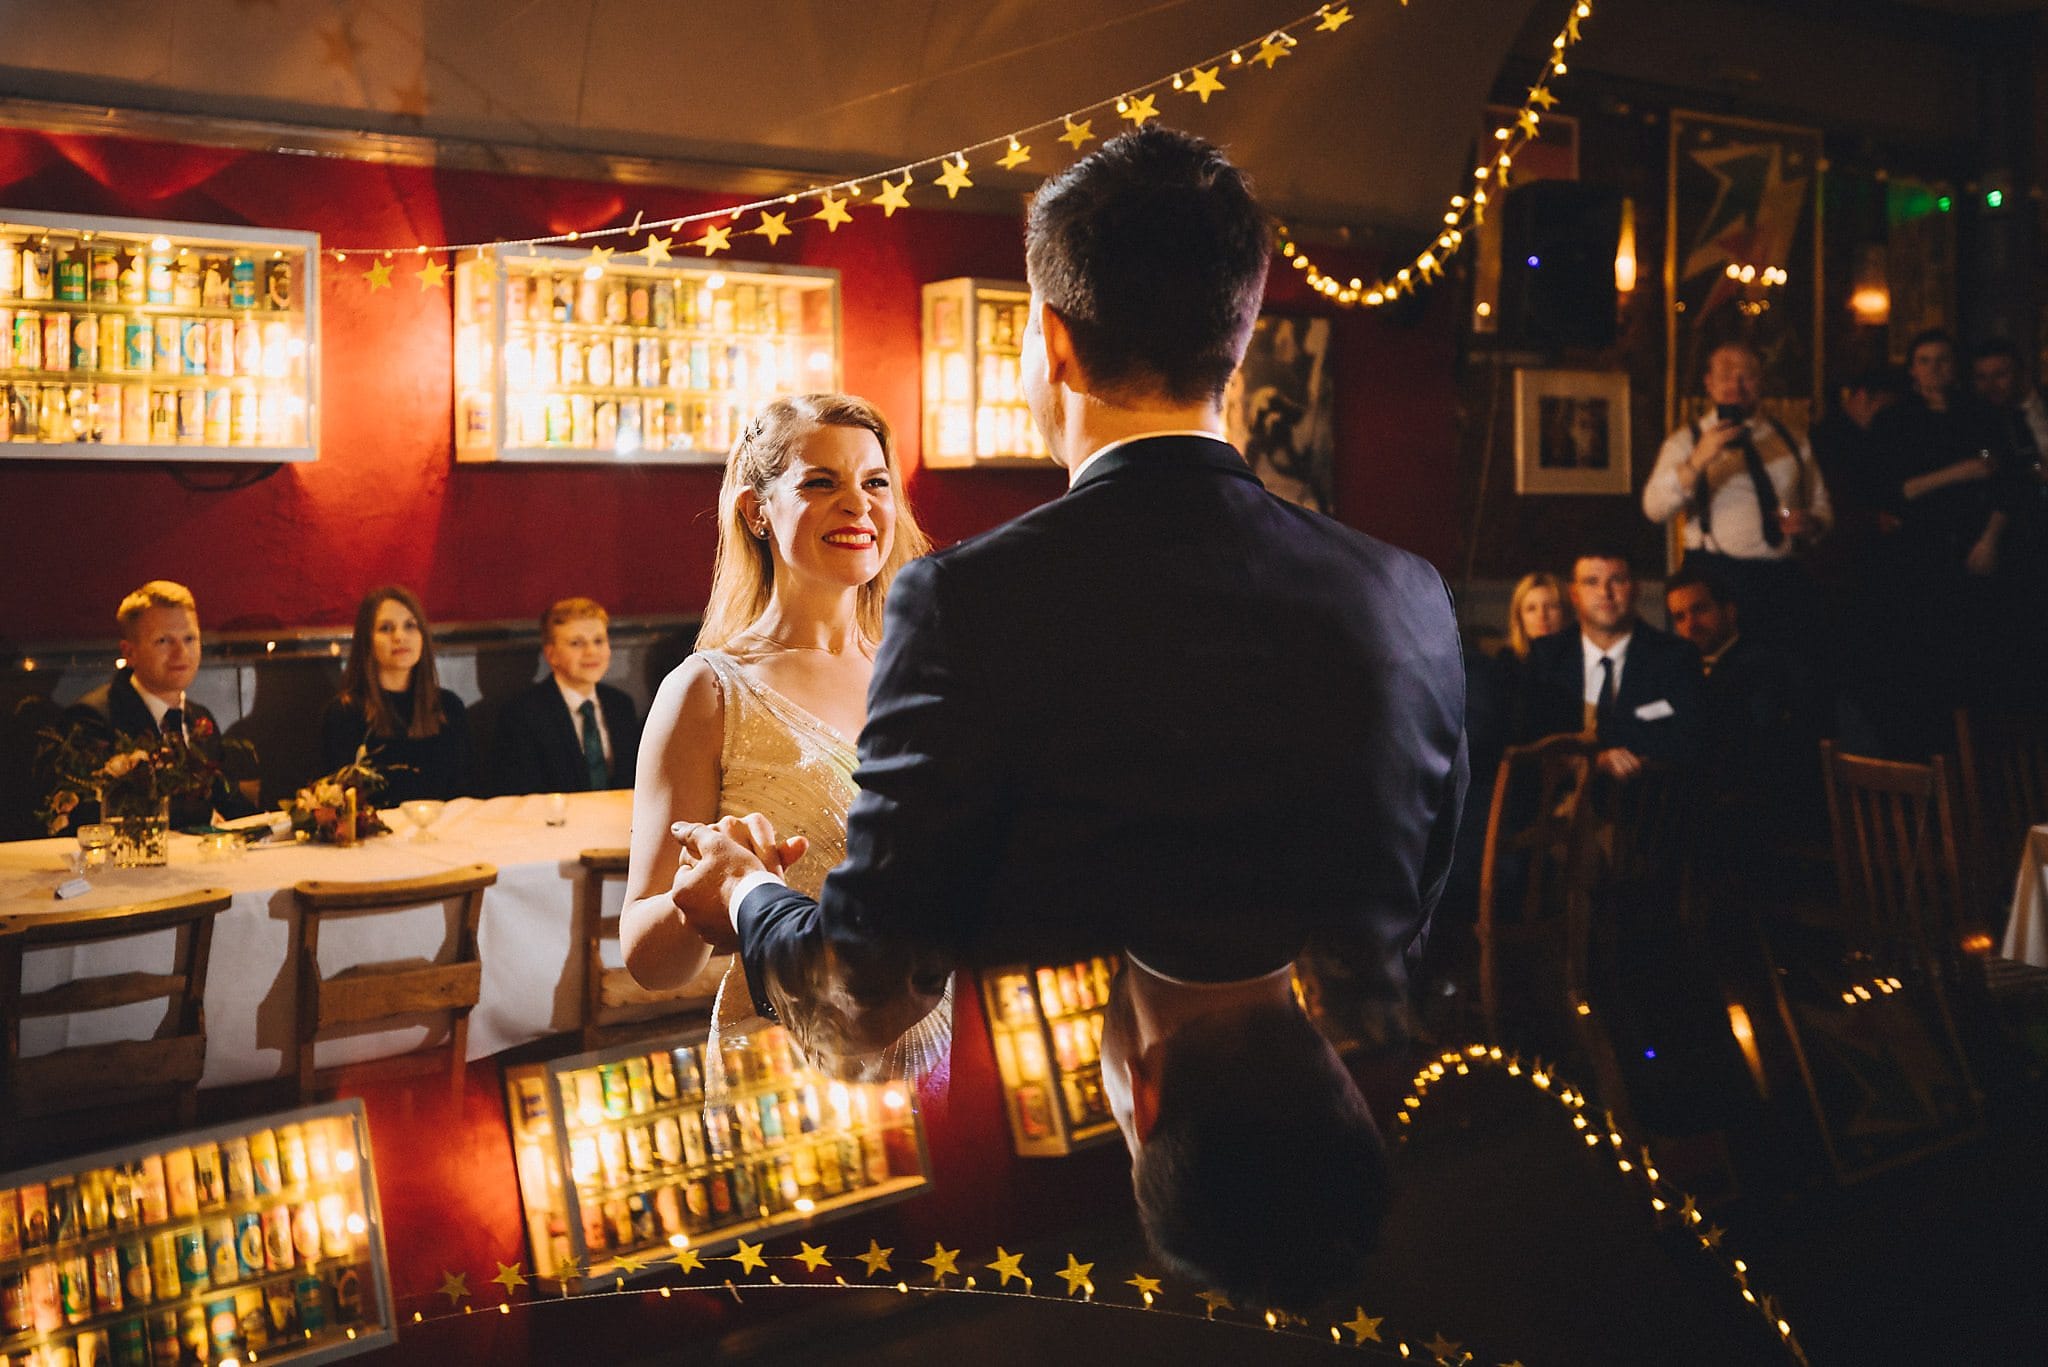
[1497,181,1621,350]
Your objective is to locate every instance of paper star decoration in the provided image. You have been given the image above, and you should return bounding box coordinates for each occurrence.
[415,259,448,290]
[1423,1331,1462,1362]
[364,259,393,291]
[1125,1273,1163,1300]
[1253,35,1292,68]
[1566,12,1583,41]
[998,141,1031,171]
[469,252,498,283]
[751,210,791,245]
[1342,1307,1384,1344]
[673,1248,705,1274]
[696,224,732,256]
[610,1249,646,1273]
[1196,1288,1233,1315]
[552,1257,583,1284]
[581,244,615,272]
[490,1262,527,1295]
[1702,1225,1726,1249]
[1055,1254,1093,1297]
[728,1240,766,1275]
[1184,65,1226,102]
[813,192,853,232]
[1119,92,1159,126]
[922,1243,960,1280]
[1517,107,1541,138]
[984,1247,1026,1288]
[855,1240,893,1277]
[1059,117,1095,150]
[1528,85,1558,109]
[935,158,974,199]
[1679,1195,1699,1224]
[873,174,913,217]
[436,1271,469,1305]
[793,1242,832,1273]
[1317,4,1354,31]
[639,234,673,265]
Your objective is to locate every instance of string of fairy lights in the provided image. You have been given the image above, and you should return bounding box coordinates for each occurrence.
[1278,0,1594,308]
[1395,1046,1809,1367]
[331,1,1370,289]
[355,1041,1807,1367]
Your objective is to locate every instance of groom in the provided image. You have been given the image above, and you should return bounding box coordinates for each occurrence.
[653,128,1467,1311]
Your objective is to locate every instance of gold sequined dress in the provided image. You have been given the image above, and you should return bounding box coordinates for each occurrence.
[697,649,953,1087]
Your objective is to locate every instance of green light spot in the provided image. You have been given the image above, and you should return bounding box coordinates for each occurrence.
[1937,196,1954,212]
[1987,189,2005,208]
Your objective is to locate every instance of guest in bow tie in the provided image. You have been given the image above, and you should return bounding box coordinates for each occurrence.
[493,597,643,796]
[62,580,258,828]
[320,586,474,802]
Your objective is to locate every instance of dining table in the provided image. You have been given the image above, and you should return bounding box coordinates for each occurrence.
[2002,824,2048,968]
[0,790,677,1087]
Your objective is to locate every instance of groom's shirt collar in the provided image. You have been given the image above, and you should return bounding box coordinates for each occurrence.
[1068,429,1227,486]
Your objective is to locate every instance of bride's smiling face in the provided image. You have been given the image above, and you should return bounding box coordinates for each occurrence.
[746,423,897,592]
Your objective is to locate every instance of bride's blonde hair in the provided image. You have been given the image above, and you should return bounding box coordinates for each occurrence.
[696,394,931,651]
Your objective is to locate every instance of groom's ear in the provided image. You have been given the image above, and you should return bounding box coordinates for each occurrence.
[1039,299,1079,392]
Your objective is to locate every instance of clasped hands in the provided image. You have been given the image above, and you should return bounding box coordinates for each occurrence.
[667,814,808,952]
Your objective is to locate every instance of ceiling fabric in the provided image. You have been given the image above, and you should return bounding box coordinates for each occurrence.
[0,0,1541,232]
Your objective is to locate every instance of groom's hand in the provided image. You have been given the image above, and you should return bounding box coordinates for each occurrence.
[668,816,808,951]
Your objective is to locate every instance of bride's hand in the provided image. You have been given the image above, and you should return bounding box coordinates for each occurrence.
[667,816,809,951]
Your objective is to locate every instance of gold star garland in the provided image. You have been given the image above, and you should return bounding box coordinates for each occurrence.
[1397,1044,1810,1367]
[1278,0,1594,309]
[325,2,1365,274]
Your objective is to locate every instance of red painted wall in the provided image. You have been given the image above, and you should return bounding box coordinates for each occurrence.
[0,125,1459,645]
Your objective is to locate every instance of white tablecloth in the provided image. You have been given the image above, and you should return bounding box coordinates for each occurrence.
[0,791,638,1086]
[2001,825,2048,967]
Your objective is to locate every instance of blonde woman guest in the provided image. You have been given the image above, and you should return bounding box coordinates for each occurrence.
[319,586,474,802]
[1505,571,1567,659]
[619,393,945,1080]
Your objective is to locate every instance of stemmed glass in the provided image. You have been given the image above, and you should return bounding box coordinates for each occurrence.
[400,799,446,842]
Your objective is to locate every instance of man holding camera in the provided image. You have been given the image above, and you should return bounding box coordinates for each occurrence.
[1643,341,1833,654]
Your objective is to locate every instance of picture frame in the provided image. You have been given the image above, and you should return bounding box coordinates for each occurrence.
[1223,314,1334,514]
[1513,368,1632,495]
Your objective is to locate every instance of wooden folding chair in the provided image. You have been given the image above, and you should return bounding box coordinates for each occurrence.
[0,888,232,1165]
[1954,708,2048,926]
[577,848,714,1051]
[1762,743,1985,1182]
[292,864,496,1107]
[1476,733,1597,1040]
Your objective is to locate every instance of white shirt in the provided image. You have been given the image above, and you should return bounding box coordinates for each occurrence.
[1582,631,1632,707]
[556,677,612,763]
[1069,429,1226,485]
[1643,413,1833,559]
[136,685,187,739]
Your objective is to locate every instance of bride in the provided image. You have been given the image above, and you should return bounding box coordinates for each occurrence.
[620,392,945,1082]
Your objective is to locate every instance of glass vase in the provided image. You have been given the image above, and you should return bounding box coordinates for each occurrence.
[105,797,172,868]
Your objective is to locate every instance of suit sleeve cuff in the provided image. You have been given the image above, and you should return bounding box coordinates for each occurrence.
[730,870,786,921]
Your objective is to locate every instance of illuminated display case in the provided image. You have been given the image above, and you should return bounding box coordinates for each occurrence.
[502,1026,930,1292]
[453,247,840,464]
[0,1101,394,1366]
[920,277,1050,468]
[978,956,1120,1157]
[0,209,318,462]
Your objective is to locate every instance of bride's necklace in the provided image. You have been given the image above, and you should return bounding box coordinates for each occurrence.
[738,632,873,657]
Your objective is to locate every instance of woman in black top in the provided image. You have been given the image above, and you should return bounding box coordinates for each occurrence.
[319,586,474,802]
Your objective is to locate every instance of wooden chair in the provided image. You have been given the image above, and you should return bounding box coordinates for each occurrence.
[577,848,712,1051]
[291,864,496,1107]
[1954,708,2048,925]
[1763,743,1984,1182]
[1476,733,1597,1039]
[0,888,232,1165]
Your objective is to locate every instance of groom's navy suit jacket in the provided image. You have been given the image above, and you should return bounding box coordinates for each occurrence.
[736,435,1469,1052]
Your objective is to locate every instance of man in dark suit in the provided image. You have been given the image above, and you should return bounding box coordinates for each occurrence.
[633,129,1467,1312]
[494,597,643,795]
[1519,550,1705,776]
[63,580,257,829]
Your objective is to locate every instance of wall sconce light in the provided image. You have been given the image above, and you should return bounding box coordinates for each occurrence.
[1849,244,1890,326]
[1613,196,1637,295]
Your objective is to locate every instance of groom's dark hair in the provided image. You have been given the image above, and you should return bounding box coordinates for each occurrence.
[1134,1002,1388,1314]
[1025,126,1271,407]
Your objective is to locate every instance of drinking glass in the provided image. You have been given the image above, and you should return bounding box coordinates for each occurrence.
[400,799,446,842]
[75,822,115,873]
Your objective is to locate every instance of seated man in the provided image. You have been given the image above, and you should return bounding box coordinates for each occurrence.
[494,597,643,796]
[63,580,258,828]
[1663,564,1804,803]
[1518,550,1704,777]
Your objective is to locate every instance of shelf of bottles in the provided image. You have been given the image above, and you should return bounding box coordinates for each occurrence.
[977,956,1121,1157]
[0,1101,394,1367]
[920,277,1050,469]
[454,247,840,464]
[0,209,318,462]
[503,1025,930,1292]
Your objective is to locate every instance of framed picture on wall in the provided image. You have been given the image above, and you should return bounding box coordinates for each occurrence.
[1223,314,1334,514]
[1514,368,1632,495]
